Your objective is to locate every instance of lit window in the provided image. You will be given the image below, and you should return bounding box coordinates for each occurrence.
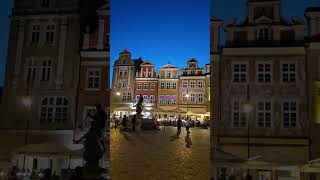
[160,96,164,104]
[40,97,68,123]
[143,95,148,103]
[283,101,297,128]
[257,63,272,83]
[41,60,52,82]
[282,63,296,83]
[87,69,101,89]
[233,64,247,83]
[166,95,170,104]
[171,96,176,104]
[257,101,272,127]
[233,101,247,127]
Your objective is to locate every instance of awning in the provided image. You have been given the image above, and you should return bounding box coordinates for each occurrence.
[11,142,82,158]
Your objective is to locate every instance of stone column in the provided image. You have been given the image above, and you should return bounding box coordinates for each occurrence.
[55,18,68,89]
[13,19,26,87]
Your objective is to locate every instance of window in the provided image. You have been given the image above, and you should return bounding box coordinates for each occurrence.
[143,72,146,77]
[198,94,203,103]
[160,96,164,104]
[257,28,271,41]
[31,25,41,44]
[282,63,296,83]
[166,95,170,104]
[257,101,272,127]
[190,94,196,102]
[182,94,187,102]
[283,101,297,128]
[160,82,165,89]
[124,69,128,76]
[171,96,176,104]
[150,95,155,103]
[148,72,152,77]
[257,63,271,83]
[122,92,127,101]
[45,25,55,44]
[166,82,171,89]
[150,83,156,90]
[127,92,132,101]
[233,64,247,83]
[26,59,37,84]
[122,80,127,88]
[233,101,247,127]
[144,83,149,90]
[119,69,123,77]
[182,81,188,88]
[172,82,177,89]
[190,81,195,88]
[166,71,171,78]
[41,0,50,7]
[41,60,52,81]
[198,81,204,88]
[143,95,148,103]
[137,83,142,90]
[40,97,68,123]
[87,69,101,89]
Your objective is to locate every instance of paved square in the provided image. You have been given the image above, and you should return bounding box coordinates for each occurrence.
[110,126,210,180]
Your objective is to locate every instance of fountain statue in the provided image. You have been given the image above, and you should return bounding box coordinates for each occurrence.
[134,95,157,130]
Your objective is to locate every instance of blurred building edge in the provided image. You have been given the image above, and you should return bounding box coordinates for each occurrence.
[211,0,320,179]
[0,0,110,177]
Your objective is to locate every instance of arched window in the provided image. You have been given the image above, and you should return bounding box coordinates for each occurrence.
[40,97,68,123]
[25,58,37,85]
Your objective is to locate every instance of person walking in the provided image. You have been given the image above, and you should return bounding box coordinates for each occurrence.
[132,114,136,131]
[122,115,127,132]
[114,116,119,130]
[176,116,182,137]
[186,117,190,134]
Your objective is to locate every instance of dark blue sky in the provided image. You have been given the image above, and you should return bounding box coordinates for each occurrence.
[110,0,210,78]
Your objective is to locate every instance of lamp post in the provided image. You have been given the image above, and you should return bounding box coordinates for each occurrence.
[185,94,189,119]
[243,84,253,180]
[22,96,32,171]
[116,92,120,116]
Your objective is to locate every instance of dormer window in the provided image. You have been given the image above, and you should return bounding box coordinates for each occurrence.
[257,28,272,41]
[41,0,50,7]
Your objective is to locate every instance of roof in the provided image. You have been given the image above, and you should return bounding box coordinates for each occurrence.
[305,7,320,13]
[159,64,178,69]
[188,58,198,63]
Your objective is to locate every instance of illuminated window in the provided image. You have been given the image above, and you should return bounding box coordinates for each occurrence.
[166,95,170,104]
[160,96,164,104]
[171,96,176,104]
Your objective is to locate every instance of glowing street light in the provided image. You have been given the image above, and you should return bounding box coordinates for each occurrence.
[116,92,121,116]
[22,96,32,108]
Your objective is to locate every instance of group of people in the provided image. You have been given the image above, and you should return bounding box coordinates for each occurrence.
[112,114,137,132]
[6,166,59,180]
[158,118,210,129]
[175,116,191,137]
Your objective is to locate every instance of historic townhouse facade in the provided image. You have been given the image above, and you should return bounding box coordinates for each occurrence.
[179,59,207,120]
[0,0,109,173]
[134,62,158,118]
[211,0,319,179]
[156,64,179,120]
[110,50,136,117]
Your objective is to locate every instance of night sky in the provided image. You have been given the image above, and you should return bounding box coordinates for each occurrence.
[0,0,319,86]
[110,0,210,79]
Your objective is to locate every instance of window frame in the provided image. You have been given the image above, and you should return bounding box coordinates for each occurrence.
[281,62,297,84]
[256,62,273,84]
[256,100,272,128]
[86,68,101,90]
[232,62,248,83]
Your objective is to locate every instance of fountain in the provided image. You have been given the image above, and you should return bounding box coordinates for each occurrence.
[135,95,157,130]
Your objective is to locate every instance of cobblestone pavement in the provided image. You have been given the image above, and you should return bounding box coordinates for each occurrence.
[110,126,210,180]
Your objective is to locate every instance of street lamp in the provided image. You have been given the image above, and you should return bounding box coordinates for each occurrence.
[22,96,32,171]
[116,92,120,116]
